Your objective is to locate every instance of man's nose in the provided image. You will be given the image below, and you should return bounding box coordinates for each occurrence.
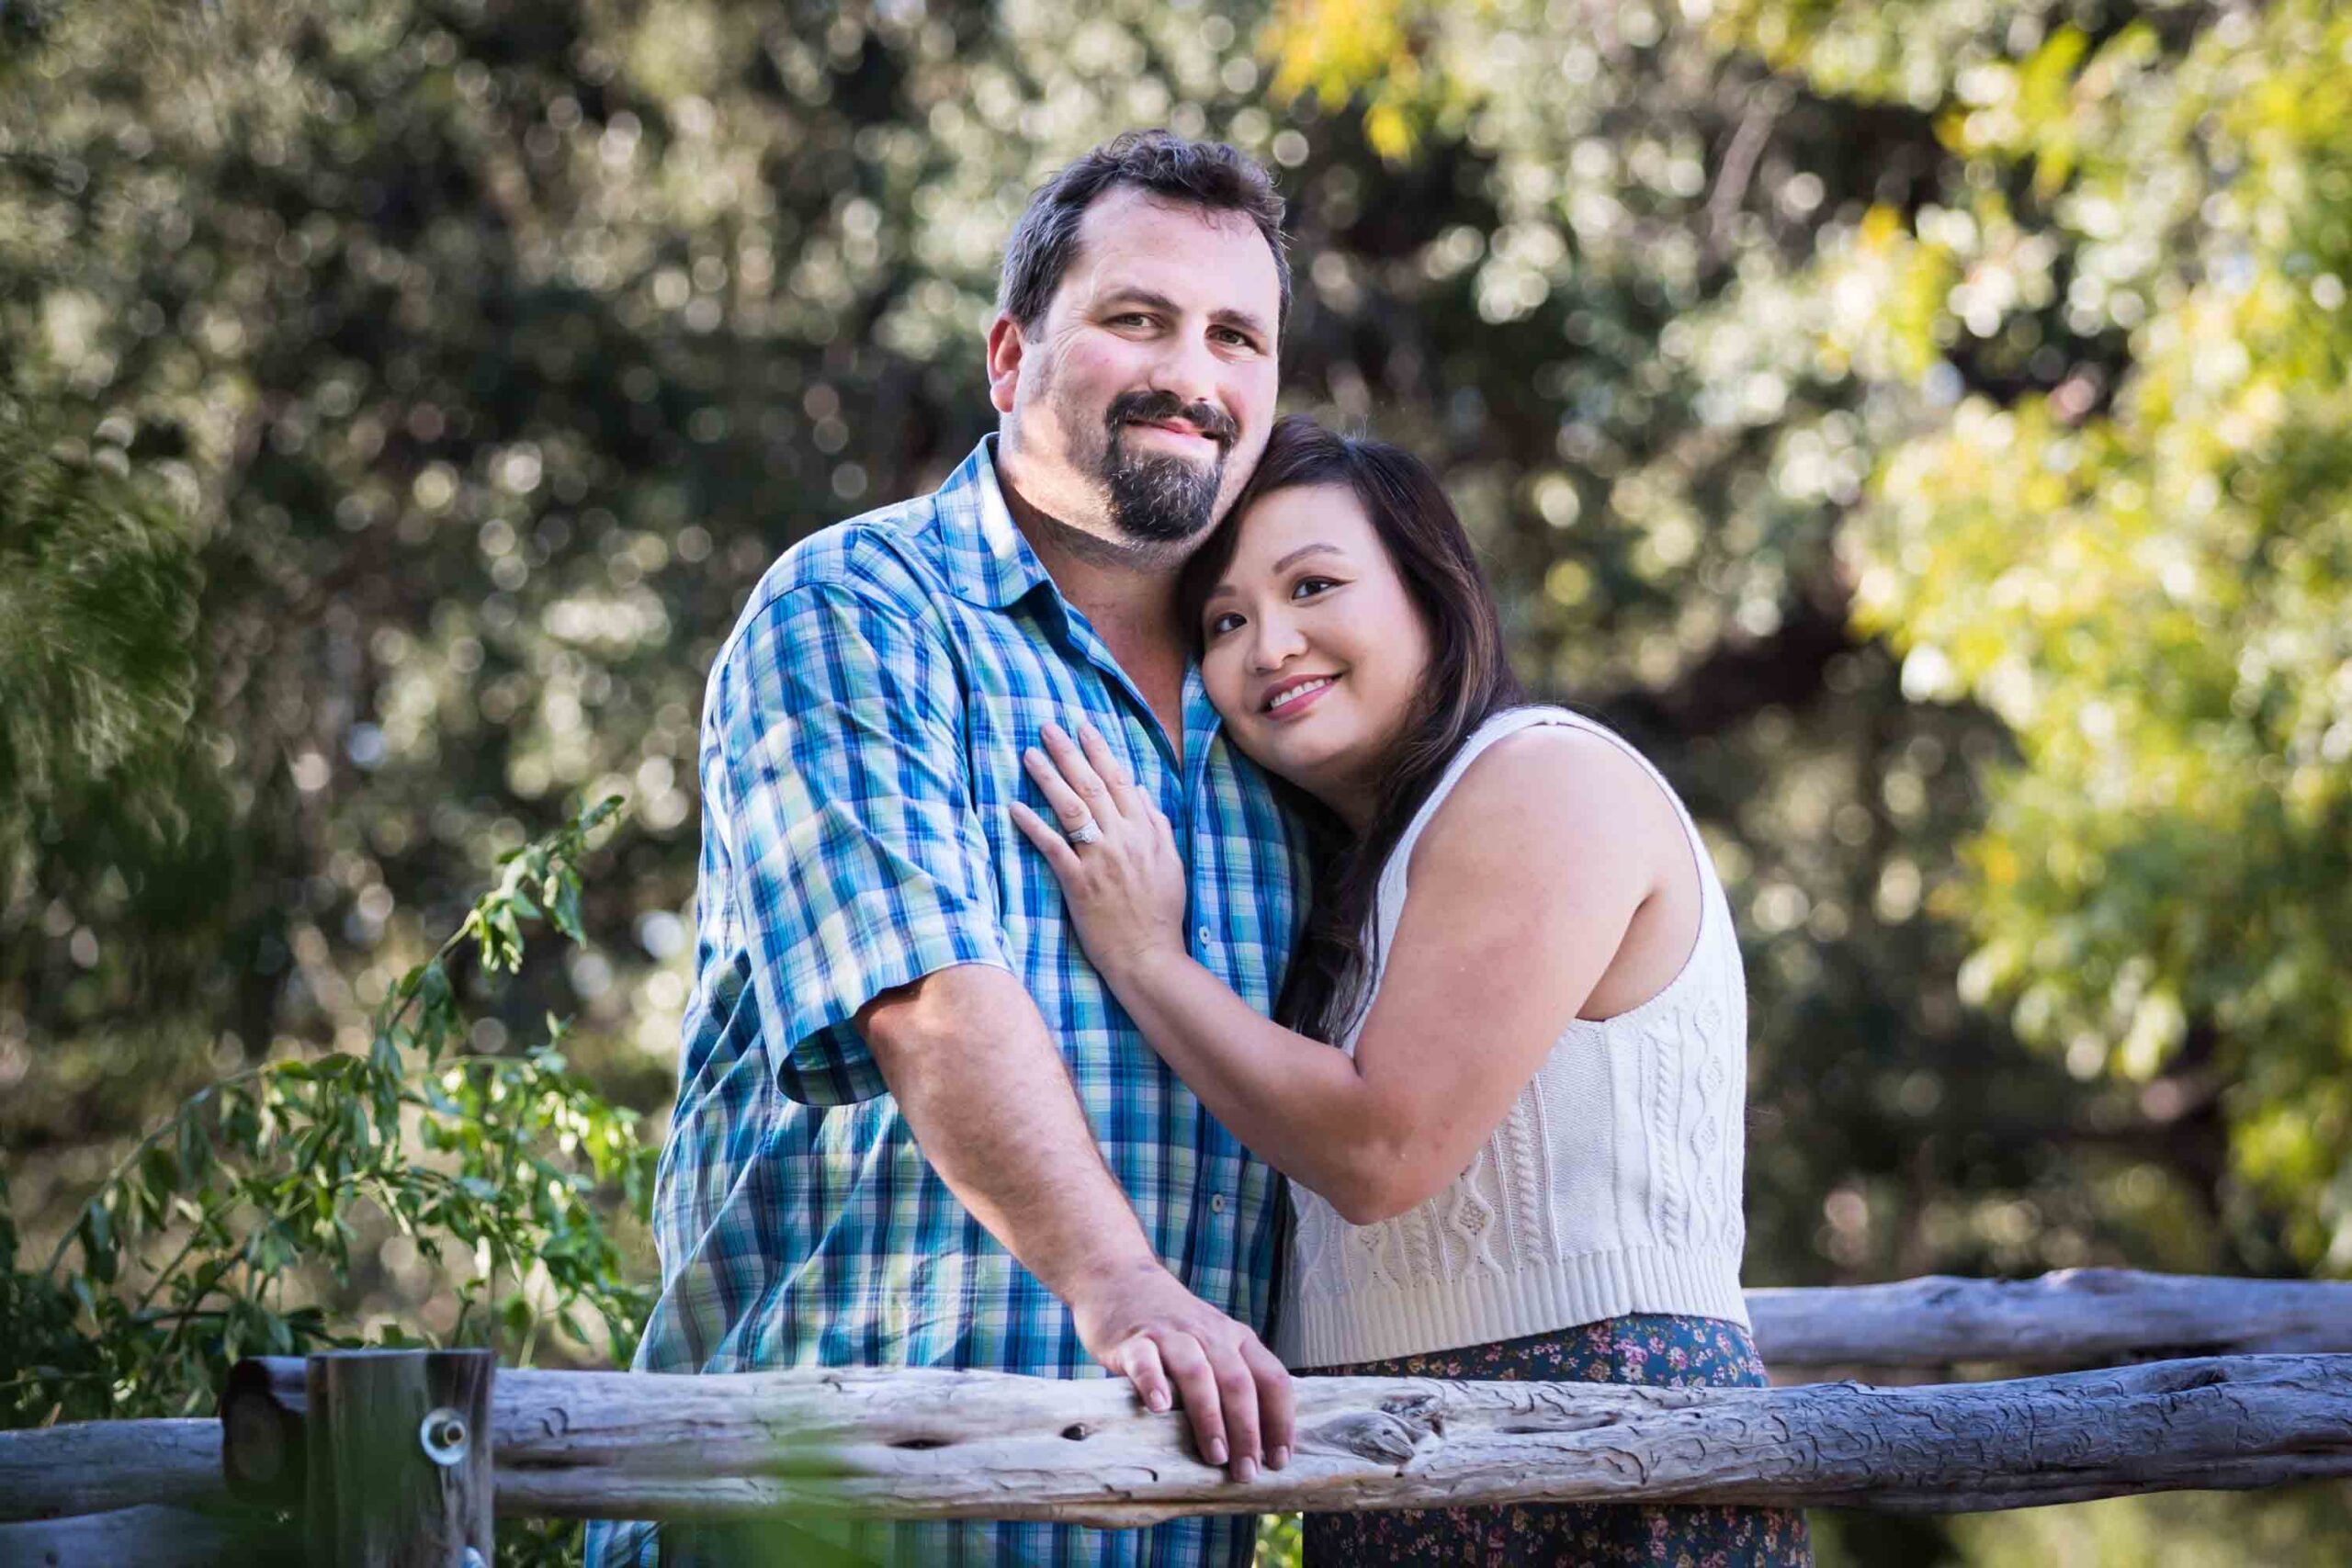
[1147,329,1224,419]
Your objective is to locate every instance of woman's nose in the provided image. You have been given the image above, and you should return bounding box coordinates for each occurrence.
[1249,613,1306,672]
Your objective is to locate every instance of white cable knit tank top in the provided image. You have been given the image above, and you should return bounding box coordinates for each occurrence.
[1276,705,1751,1370]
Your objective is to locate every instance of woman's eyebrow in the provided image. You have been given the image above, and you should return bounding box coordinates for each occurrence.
[1204,542,1348,604]
[1271,542,1344,573]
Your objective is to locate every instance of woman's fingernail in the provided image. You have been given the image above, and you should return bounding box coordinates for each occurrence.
[1206,1438,1227,1465]
[1234,1456,1258,1483]
[1148,1391,1170,1412]
[1271,1446,1290,1470]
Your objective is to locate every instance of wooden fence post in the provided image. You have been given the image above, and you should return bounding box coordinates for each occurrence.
[304,1348,494,1568]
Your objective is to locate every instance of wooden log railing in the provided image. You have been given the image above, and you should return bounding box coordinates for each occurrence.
[221,1350,2352,1523]
[1745,1268,2352,1371]
[5,1269,2351,1564]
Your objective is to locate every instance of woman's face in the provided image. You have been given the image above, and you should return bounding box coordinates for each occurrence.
[1198,483,1432,829]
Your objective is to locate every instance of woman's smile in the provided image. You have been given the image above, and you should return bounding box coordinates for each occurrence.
[1261,672,1340,719]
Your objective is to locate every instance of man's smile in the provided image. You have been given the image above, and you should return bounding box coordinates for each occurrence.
[1127,417,1219,451]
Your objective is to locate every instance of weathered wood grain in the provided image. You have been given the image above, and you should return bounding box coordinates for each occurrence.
[222,1355,305,1503]
[1748,1269,2352,1371]
[218,1351,2352,1526]
[304,1348,494,1568]
[0,1418,220,1523]
[0,1505,298,1568]
[17,1268,2352,1534]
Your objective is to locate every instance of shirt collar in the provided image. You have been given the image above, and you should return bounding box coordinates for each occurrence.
[934,434,1055,611]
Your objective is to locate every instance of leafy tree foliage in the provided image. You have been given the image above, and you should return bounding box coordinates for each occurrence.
[2,795,648,1389]
[4,0,2348,1561]
[2,797,645,1565]
[0,402,201,863]
[1837,0,2352,1269]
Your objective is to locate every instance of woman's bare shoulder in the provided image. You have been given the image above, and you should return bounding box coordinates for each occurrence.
[1407,721,1681,892]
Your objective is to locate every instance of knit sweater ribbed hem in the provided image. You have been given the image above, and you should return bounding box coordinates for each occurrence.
[1282,1243,1750,1370]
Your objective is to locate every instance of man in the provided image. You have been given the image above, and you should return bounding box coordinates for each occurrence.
[588,131,1306,1567]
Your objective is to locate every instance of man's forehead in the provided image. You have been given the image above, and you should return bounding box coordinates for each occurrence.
[1060,188,1280,311]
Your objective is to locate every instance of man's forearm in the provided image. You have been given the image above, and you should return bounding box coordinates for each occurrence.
[856,959,1293,1478]
[856,963,1159,1295]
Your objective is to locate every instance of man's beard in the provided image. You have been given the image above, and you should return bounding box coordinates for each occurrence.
[1099,389,1238,547]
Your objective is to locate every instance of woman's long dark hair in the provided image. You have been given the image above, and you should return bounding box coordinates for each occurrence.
[1179,415,1525,1043]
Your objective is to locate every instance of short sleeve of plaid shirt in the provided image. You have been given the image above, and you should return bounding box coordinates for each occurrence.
[707,574,1012,1105]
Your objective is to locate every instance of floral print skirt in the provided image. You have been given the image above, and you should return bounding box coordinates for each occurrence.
[1301,1314,1813,1567]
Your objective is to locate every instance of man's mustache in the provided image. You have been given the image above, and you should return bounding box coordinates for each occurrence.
[1106,389,1238,450]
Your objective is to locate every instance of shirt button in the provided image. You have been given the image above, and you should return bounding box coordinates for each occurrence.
[1210,1193,1227,1213]
[1196,925,1213,946]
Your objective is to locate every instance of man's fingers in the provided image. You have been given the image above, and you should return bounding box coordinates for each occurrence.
[1107,1333,1173,1415]
[1211,1343,1263,1480]
[1242,1335,1295,1470]
[1156,1332,1227,1468]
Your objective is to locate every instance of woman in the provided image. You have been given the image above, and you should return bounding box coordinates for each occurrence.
[1009,416,1811,1565]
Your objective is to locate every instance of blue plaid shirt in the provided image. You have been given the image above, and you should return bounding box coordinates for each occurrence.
[587,437,1305,1568]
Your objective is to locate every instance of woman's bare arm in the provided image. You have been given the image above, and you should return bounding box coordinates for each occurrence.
[1015,722,1690,1224]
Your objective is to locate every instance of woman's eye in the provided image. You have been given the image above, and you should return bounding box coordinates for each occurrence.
[1291,576,1338,600]
[1206,612,1245,637]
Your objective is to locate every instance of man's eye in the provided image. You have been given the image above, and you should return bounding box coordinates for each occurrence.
[1215,328,1258,350]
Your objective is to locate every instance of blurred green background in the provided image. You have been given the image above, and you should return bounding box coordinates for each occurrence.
[4,0,2349,1562]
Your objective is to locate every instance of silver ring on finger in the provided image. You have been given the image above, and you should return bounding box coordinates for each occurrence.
[1065,817,1102,846]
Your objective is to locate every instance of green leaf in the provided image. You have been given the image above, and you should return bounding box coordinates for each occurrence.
[79,1204,116,1284]
[550,877,584,942]
[418,959,454,1017]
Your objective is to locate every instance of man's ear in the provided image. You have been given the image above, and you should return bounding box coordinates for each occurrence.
[985,313,1025,415]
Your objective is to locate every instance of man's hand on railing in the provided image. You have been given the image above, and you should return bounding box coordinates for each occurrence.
[1066,1255,1294,1483]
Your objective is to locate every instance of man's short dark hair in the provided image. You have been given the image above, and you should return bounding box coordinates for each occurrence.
[998,130,1291,336]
